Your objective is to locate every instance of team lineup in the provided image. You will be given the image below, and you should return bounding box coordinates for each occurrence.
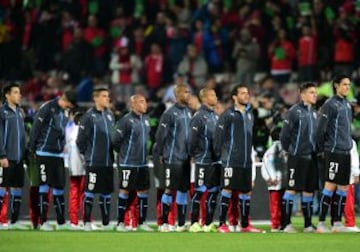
[0,74,359,233]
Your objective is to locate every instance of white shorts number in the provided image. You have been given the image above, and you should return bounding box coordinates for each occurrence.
[224,167,233,178]
[329,162,339,180]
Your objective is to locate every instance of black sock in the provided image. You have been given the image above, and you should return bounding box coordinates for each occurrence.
[53,195,65,225]
[331,193,347,223]
[239,197,250,228]
[10,195,22,224]
[177,204,187,227]
[138,196,148,225]
[281,198,293,228]
[301,201,313,228]
[161,193,172,224]
[39,193,49,224]
[205,192,218,225]
[319,194,331,222]
[190,191,202,224]
[99,195,111,225]
[83,196,94,223]
[117,196,128,224]
[219,194,230,226]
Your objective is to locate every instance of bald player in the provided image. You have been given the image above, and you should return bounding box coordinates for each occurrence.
[112,95,153,232]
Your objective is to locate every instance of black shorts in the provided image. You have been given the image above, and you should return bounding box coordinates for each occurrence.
[324,151,350,186]
[37,156,65,188]
[0,161,24,187]
[194,163,221,189]
[221,166,252,193]
[164,162,190,191]
[86,166,114,194]
[119,166,150,191]
[287,154,318,192]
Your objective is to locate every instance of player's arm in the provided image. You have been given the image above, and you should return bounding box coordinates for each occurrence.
[213,112,227,160]
[111,117,128,152]
[155,112,172,161]
[280,109,294,152]
[316,102,332,152]
[29,103,50,153]
[0,111,8,167]
[189,114,203,157]
[76,114,92,155]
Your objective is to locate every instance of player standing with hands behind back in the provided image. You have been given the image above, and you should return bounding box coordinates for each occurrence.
[214,85,263,233]
[76,87,115,231]
[280,82,318,233]
[316,75,353,233]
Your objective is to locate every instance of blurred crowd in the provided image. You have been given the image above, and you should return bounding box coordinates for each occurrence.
[1,0,360,144]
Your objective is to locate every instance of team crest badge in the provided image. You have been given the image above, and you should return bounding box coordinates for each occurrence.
[41,175,47,182]
[224,179,229,186]
[165,179,170,187]
[122,181,128,188]
[88,183,95,191]
[289,180,295,187]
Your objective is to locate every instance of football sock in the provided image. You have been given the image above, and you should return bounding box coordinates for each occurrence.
[281,192,294,228]
[219,191,231,225]
[190,191,202,224]
[331,190,347,223]
[83,192,94,223]
[138,193,148,225]
[117,193,128,224]
[53,188,65,225]
[239,194,251,228]
[205,192,218,225]
[161,193,172,224]
[301,195,313,228]
[99,194,111,225]
[318,189,333,222]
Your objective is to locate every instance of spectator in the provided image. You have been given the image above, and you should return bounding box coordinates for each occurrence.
[178,44,208,90]
[232,28,260,85]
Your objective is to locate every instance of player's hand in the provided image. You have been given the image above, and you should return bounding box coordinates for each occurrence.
[353,175,359,185]
[80,154,86,165]
[266,179,273,186]
[0,158,9,168]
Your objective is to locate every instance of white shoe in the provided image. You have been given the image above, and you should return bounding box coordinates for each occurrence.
[202,223,217,233]
[116,223,128,232]
[176,225,187,232]
[303,225,316,233]
[228,225,236,233]
[70,223,83,231]
[331,222,351,233]
[125,225,137,231]
[283,224,297,233]
[56,223,71,231]
[84,223,93,231]
[168,224,176,232]
[316,222,330,233]
[138,223,154,232]
[189,222,202,233]
[90,223,100,231]
[8,222,29,230]
[159,224,170,232]
[270,228,280,233]
[40,222,53,231]
[0,223,8,230]
[101,224,114,231]
[345,226,360,233]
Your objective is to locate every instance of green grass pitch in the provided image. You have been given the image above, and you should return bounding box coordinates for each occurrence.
[1,218,359,252]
